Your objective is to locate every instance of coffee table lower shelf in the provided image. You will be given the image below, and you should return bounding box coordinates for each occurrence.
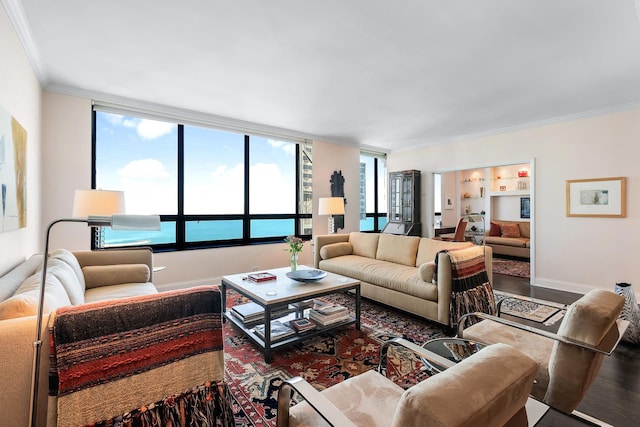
[224,310,357,361]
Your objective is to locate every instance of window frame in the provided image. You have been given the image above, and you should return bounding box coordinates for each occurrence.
[92,108,312,251]
[359,152,388,233]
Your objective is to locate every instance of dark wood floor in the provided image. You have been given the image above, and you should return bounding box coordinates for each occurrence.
[492,272,639,427]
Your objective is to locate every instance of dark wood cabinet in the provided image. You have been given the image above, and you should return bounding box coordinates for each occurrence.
[382,169,421,236]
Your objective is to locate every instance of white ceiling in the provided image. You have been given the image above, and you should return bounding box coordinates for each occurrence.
[6,0,640,152]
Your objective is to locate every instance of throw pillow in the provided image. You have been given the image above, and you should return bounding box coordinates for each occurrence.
[0,273,72,320]
[489,222,501,236]
[82,264,150,288]
[501,223,521,238]
[320,242,353,260]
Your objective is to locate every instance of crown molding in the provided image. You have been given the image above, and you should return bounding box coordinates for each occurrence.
[45,82,363,148]
[2,0,48,84]
[394,100,640,153]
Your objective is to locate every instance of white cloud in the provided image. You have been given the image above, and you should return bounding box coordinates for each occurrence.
[118,159,170,180]
[136,119,174,140]
[268,139,295,156]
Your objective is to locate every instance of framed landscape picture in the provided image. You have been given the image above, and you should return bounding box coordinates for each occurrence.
[566,177,626,218]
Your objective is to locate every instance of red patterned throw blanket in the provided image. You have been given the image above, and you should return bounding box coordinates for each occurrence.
[435,246,496,326]
[48,286,234,427]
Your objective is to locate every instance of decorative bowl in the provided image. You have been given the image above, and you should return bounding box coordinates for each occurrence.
[286,269,327,282]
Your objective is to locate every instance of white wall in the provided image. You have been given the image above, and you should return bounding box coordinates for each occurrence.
[388,109,640,297]
[0,6,42,275]
[40,93,362,287]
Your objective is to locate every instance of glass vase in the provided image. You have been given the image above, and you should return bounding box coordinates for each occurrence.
[290,252,299,271]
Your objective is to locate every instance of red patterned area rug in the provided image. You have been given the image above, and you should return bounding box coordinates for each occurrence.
[492,257,530,278]
[223,290,448,426]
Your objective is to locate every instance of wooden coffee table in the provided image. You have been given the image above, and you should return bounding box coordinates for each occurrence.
[221,266,361,363]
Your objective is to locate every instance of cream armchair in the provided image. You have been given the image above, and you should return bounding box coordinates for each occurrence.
[458,289,627,414]
[276,340,538,427]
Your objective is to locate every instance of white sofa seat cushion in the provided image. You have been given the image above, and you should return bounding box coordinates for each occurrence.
[84,282,157,303]
[319,256,438,301]
[0,273,72,320]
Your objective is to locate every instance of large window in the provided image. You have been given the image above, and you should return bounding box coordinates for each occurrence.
[359,152,387,232]
[94,108,312,250]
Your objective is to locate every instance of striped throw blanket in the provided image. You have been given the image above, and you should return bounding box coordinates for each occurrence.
[435,246,496,326]
[48,286,234,427]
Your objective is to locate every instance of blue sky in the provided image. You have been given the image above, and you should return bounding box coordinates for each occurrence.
[96,112,297,215]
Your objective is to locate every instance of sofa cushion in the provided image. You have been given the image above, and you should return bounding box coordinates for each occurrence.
[0,273,72,320]
[320,242,353,260]
[49,249,86,290]
[415,238,472,267]
[47,258,85,305]
[84,282,158,303]
[0,254,42,302]
[484,236,528,248]
[418,262,435,283]
[376,234,420,267]
[82,264,151,289]
[490,222,501,236]
[500,223,521,238]
[319,256,438,301]
[348,232,380,259]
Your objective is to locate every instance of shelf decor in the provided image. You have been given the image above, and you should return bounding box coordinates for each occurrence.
[566,177,626,218]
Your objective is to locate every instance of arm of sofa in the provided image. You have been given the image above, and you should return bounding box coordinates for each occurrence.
[48,286,229,426]
[434,246,493,326]
[0,315,51,427]
[313,234,351,268]
[73,248,154,286]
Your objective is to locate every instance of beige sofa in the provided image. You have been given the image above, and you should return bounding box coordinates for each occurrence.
[313,232,492,326]
[0,248,157,427]
[485,220,531,258]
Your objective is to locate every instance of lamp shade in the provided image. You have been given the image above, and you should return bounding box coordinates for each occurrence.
[111,214,161,230]
[318,197,345,215]
[72,190,125,217]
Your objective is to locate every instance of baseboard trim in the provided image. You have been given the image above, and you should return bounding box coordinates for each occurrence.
[533,278,640,301]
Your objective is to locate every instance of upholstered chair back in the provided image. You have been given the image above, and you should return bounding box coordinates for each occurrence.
[544,289,624,412]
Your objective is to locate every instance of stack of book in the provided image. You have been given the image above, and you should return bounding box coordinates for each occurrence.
[230,302,291,324]
[289,318,317,333]
[253,320,295,341]
[309,298,350,326]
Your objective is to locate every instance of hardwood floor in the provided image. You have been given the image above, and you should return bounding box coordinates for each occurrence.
[492,273,639,427]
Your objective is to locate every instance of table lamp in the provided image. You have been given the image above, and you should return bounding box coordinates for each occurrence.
[318,197,345,234]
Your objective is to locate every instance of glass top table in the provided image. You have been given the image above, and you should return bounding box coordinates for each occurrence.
[420,337,486,373]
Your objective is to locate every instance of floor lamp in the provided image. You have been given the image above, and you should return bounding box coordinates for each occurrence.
[28,199,160,426]
[318,197,345,234]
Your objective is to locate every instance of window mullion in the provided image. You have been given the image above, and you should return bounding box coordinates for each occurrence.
[243,135,250,242]
[177,125,185,247]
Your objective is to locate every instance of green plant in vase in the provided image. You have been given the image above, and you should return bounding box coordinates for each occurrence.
[284,236,304,271]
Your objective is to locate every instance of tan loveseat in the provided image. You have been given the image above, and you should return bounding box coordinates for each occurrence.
[313,232,492,326]
[0,248,157,427]
[485,220,531,258]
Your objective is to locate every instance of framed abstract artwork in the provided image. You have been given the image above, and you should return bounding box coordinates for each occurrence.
[0,103,27,232]
[566,177,626,218]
